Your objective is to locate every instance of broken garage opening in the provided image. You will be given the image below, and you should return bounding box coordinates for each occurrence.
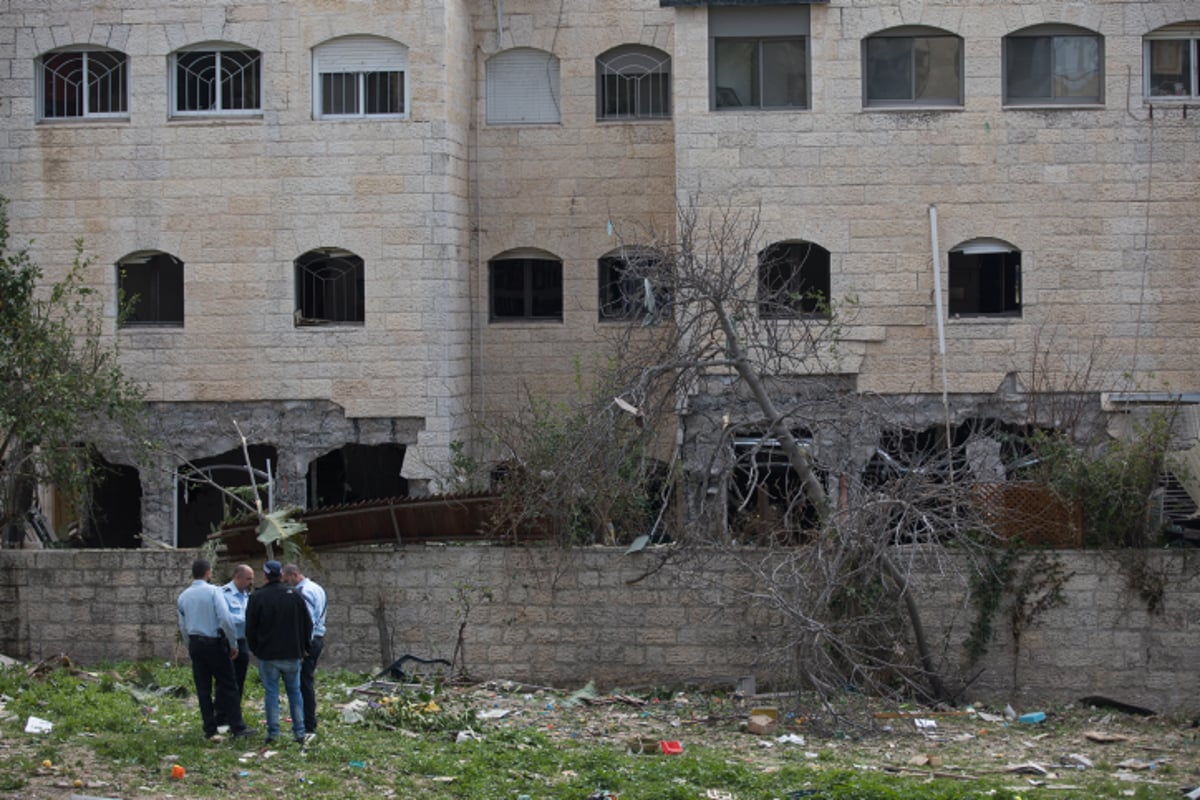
[175,445,277,548]
[307,443,408,507]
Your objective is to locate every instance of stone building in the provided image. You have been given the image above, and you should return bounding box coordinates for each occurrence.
[1,0,1197,545]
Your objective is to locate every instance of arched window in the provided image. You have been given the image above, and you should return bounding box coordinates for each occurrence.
[117,251,184,327]
[863,26,962,107]
[313,35,408,118]
[171,42,261,116]
[1004,24,1103,105]
[596,45,671,120]
[38,47,128,120]
[1144,22,1200,99]
[294,248,365,325]
[757,241,830,318]
[489,249,562,321]
[948,238,1021,317]
[486,48,561,124]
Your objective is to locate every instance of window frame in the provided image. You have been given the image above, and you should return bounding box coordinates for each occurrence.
[757,241,831,319]
[117,251,185,328]
[170,44,262,117]
[710,5,810,111]
[294,247,366,326]
[596,45,672,121]
[863,27,963,108]
[312,35,408,120]
[1002,25,1104,107]
[947,240,1022,319]
[1144,23,1200,100]
[489,253,563,322]
[37,47,129,121]
[598,248,670,321]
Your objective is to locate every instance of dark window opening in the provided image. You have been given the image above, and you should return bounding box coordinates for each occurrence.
[758,241,830,318]
[728,430,820,544]
[714,37,808,109]
[118,252,184,327]
[306,443,408,508]
[948,245,1021,317]
[80,452,142,548]
[489,257,563,321]
[599,251,670,321]
[596,45,671,120]
[176,445,278,548]
[295,248,365,325]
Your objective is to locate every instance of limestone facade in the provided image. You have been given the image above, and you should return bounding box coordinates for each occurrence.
[1,0,1198,542]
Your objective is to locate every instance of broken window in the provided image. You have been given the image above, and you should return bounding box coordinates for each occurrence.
[313,35,407,118]
[306,443,408,507]
[596,44,671,120]
[295,247,365,325]
[758,241,831,318]
[172,45,262,116]
[118,251,184,327]
[79,451,142,548]
[728,430,820,543]
[489,251,563,321]
[38,48,128,120]
[598,247,670,321]
[948,239,1021,317]
[175,445,278,548]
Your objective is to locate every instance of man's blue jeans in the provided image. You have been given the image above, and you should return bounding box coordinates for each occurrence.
[257,658,305,740]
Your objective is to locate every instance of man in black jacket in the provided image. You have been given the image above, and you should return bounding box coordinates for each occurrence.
[245,560,313,745]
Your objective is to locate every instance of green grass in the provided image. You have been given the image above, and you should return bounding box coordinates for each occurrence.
[0,661,1184,799]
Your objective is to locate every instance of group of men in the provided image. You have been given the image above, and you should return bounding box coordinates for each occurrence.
[176,558,327,745]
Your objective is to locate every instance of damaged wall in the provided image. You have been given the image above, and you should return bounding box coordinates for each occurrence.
[0,547,1197,712]
[92,401,425,546]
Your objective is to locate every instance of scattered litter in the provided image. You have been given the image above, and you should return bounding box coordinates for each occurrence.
[478,708,511,719]
[776,733,806,745]
[1005,762,1049,775]
[627,736,661,754]
[1185,786,1200,800]
[913,718,937,731]
[976,711,1003,723]
[1017,711,1046,724]
[349,760,366,768]
[24,716,53,734]
[705,790,734,800]
[455,730,483,743]
[1060,753,1093,769]
[1115,758,1156,771]
[1085,730,1130,743]
[660,740,682,755]
[1003,704,1017,721]
[170,764,186,780]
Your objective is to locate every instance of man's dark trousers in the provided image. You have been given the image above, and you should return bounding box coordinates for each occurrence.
[300,636,323,732]
[188,636,245,736]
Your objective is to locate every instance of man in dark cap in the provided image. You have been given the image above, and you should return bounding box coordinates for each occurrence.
[246,560,313,745]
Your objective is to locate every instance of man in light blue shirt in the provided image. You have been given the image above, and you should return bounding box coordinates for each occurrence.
[217,563,253,728]
[177,558,253,741]
[283,563,326,735]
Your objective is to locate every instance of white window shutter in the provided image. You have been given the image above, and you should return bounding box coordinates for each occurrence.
[315,35,407,74]
[487,48,561,124]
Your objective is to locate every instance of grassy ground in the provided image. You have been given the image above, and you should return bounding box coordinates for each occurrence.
[0,657,1195,799]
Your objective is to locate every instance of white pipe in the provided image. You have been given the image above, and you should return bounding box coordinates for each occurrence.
[928,205,949,407]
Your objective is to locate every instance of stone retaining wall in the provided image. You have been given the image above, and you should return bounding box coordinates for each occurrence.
[1,547,1197,713]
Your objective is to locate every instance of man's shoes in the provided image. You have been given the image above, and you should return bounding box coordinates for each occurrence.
[207,733,224,743]
[230,728,255,740]
[264,736,277,746]
[296,732,316,746]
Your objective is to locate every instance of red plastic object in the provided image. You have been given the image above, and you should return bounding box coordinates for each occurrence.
[659,740,682,755]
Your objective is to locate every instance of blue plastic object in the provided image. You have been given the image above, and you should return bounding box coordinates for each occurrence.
[1018,711,1046,724]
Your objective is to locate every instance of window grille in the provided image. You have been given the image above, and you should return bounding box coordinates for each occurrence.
[173,48,261,115]
[313,36,408,118]
[39,49,128,119]
[596,46,671,120]
[295,248,365,325]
